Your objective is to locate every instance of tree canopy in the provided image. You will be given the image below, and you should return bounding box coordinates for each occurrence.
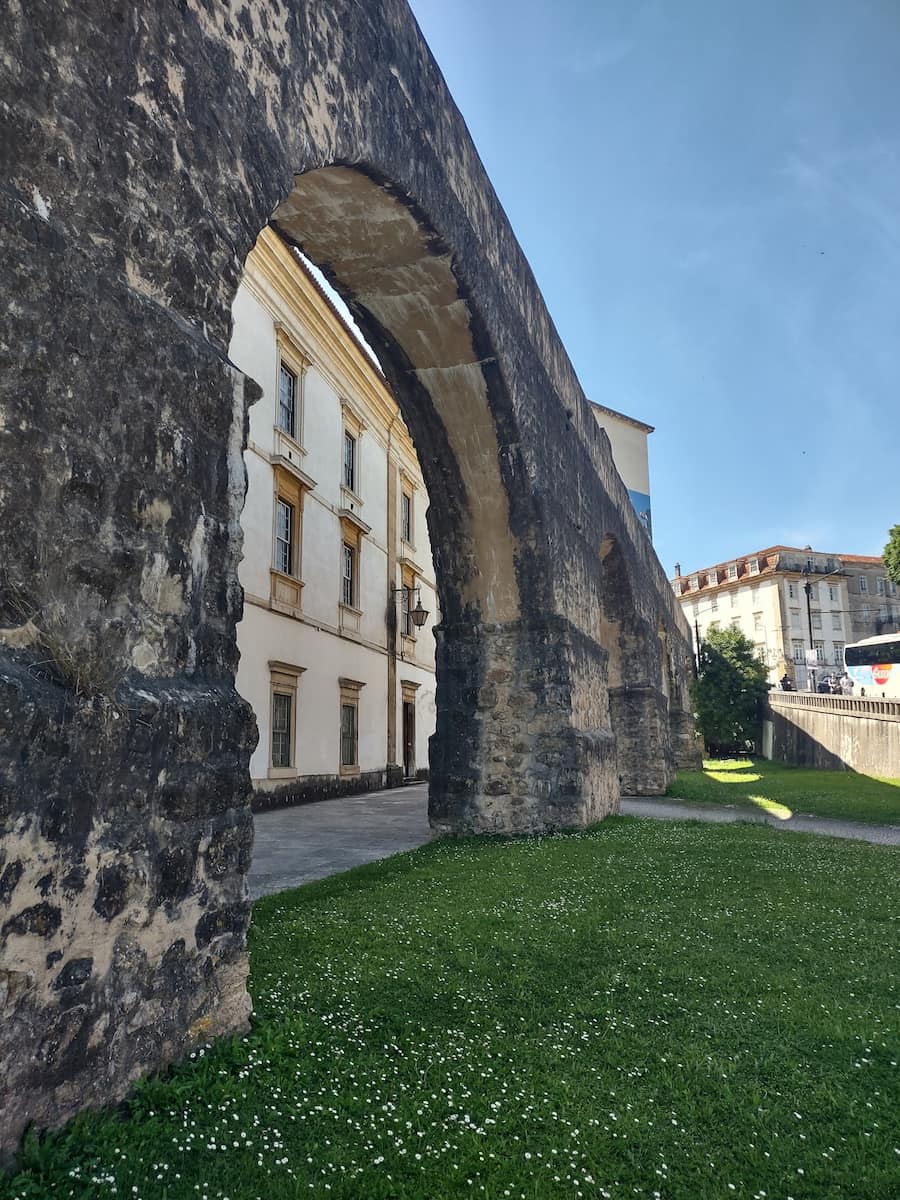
[883,525,900,585]
[691,625,770,755]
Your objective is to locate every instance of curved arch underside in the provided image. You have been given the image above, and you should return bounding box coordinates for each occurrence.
[0,0,699,1150]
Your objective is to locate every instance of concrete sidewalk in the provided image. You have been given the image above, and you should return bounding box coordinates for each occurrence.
[621,796,900,846]
[249,783,431,898]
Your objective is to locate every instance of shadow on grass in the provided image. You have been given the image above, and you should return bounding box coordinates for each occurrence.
[668,756,900,824]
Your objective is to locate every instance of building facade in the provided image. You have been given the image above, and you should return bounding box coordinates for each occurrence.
[840,554,899,643]
[230,229,437,804]
[590,402,654,536]
[670,545,895,689]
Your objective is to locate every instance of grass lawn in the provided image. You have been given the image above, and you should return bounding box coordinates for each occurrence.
[668,758,900,824]
[3,819,899,1199]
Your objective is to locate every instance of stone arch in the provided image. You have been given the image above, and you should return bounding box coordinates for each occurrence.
[0,0,698,1149]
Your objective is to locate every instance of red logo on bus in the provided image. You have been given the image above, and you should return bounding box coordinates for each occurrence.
[873,664,892,686]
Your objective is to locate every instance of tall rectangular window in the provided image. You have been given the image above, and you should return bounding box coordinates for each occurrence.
[833,641,845,665]
[727,564,738,581]
[788,583,796,599]
[401,491,412,543]
[859,575,868,593]
[710,595,718,611]
[730,591,738,609]
[861,605,871,622]
[814,640,825,663]
[343,431,356,493]
[812,610,822,630]
[275,499,293,575]
[792,640,804,663]
[278,364,296,437]
[271,692,293,768]
[807,583,818,602]
[749,557,759,575]
[340,702,358,768]
[342,542,356,607]
[831,613,842,631]
[877,577,886,596]
[828,585,838,603]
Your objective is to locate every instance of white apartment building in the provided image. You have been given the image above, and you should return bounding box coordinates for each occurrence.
[230,228,437,803]
[672,545,858,689]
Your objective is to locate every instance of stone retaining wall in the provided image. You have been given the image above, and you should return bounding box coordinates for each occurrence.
[765,693,900,778]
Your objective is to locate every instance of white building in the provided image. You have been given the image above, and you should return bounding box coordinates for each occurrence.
[672,545,855,689]
[590,402,653,536]
[230,228,437,803]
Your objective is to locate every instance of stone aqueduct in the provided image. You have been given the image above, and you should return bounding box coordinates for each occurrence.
[0,0,699,1151]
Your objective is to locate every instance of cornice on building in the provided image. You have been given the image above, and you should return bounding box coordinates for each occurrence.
[589,400,654,434]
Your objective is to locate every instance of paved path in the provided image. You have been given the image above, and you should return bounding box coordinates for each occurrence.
[622,796,900,846]
[249,784,431,898]
[250,785,899,899]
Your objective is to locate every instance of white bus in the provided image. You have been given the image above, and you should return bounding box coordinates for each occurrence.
[844,633,900,699]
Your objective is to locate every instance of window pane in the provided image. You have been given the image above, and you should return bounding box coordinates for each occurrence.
[401,586,411,635]
[343,432,356,491]
[279,366,295,436]
[272,692,292,767]
[340,702,357,766]
[342,543,355,606]
[401,492,411,542]
[275,499,293,575]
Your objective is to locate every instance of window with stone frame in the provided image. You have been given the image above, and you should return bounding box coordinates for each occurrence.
[268,662,304,776]
[859,575,868,593]
[338,677,364,774]
[270,465,307,615]
[792,640,805,663]
[274,327,309,447]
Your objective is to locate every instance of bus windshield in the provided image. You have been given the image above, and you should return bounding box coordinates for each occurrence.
[845,639,900,667]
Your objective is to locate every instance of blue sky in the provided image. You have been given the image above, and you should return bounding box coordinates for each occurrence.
[408,0,900,578]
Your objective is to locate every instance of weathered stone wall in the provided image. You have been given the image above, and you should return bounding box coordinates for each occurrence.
[0,0,697,1151]
[765,694,900,778]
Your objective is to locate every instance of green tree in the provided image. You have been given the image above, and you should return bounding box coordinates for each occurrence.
[691,626,770,755]
[883,525,900,585]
